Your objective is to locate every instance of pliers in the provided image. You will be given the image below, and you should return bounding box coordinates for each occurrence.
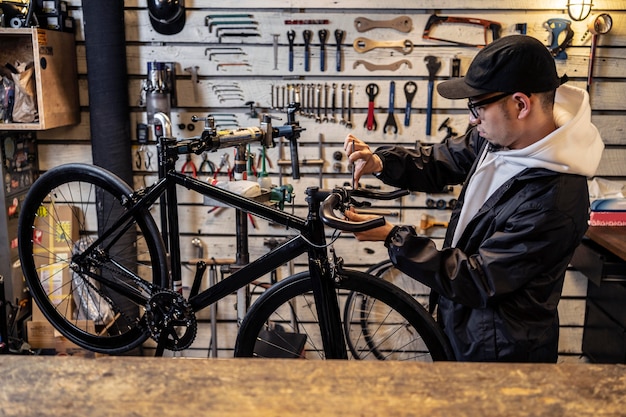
[181,154,198,178]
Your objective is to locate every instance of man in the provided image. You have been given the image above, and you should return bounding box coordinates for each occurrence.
[344,35,604,362]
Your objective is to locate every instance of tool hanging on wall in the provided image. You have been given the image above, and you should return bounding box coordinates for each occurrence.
[545,18,574,60]
[353,37,413,54]
[424,56,441,136]
[319,29,328,72]
[354,15,413,33]
[334,29,345,72]
[353,59,412,72]
[364,83,379,131]
[422,14,501,47]
[403,81,417,127]
[383,81,398,134]
[586,13,613,94]
[287,30,296,72]
[303,29,312,72]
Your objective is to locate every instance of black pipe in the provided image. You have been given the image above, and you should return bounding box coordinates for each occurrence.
[81,0,132,184]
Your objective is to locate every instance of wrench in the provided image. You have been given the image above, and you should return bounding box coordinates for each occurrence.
[315,83,322,123]
[323,83,329,122]
[287,30,296,72]
[353,59,412,72]
[346,84,354,128]
[319,29,328,72]
[334,29,345,72]
[364,83,379,131]
[403,81,417,127]
[354,16,413,33]
[340,84,347,125]
[353,38,413,54]
[424,56,441,136]
[331,83,337,123]
[383,81,398,134]
[303,30,312,72]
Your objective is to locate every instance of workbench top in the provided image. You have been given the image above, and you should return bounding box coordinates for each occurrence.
[1,356,625,416]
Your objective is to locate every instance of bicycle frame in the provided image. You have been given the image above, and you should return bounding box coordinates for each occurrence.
[106,122,350,358]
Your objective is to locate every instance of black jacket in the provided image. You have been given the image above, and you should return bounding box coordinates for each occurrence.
[375,128,590,362]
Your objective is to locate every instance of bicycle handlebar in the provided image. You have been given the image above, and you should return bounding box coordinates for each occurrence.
[319,192,386,232]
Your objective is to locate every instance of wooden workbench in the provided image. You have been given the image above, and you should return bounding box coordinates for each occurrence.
[1,356,625,416]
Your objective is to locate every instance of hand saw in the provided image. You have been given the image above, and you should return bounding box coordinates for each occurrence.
[423,14,501,47]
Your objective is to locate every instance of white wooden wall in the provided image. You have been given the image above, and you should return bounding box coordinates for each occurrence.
[36,0,626,360]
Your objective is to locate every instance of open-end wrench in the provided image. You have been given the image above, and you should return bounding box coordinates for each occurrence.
[319,29,328,72]
[303,30,312,72]
[403,81,417,127]
[424,56,441,136]
[354,15,413,33]
[383,81,398,134]
[340,84,347,125]
[323,83,329,122]
[353,37,413,54]
[315,84,322,123]
[364,83,379,131]
[331,83,337,123]
[346,84,354,128]
[334,29,345,72]
[287,30,296,72]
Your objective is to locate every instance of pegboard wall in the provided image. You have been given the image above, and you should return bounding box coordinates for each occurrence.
[34,0,626,359]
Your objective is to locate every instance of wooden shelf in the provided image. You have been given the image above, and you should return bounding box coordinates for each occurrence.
[0,28,79,130]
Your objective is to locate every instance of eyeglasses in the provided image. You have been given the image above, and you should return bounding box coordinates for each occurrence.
[467,92,512,119]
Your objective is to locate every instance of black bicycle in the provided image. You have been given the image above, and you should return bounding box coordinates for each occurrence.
[18,106,453,360]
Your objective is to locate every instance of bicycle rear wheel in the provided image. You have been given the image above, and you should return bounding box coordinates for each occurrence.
[234,270,453,361]
[18,164,168,354]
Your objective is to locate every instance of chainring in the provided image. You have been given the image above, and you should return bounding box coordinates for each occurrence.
[145,290,197,351]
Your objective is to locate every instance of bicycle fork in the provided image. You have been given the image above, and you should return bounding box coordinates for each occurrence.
[305,188,348,359]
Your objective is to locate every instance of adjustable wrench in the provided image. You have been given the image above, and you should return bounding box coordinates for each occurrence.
[383,81,398,134]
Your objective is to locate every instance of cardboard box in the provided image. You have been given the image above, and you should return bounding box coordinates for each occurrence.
[31,204,80,322]
[27,319,94,354]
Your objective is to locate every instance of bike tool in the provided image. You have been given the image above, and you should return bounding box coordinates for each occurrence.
[364,83,379,131]
[334,29,345,71]
[287,30,296,72]
[545,18,574,60]
[403,81,417,127]
[319,29,328,72]
[383,81,398,134]
[303,29,312,72]
[424,56,441,136]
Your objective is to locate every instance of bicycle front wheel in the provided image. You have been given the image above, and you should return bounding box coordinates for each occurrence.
[234,270,454,361]
[18,163,168,354]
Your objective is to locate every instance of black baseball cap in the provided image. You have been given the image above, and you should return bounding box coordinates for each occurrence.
[437,35,567,99]
[148,0,186,36]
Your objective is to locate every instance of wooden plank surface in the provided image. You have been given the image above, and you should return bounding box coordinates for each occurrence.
[1,356,625,417]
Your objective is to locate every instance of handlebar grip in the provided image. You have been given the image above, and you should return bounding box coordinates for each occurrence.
[320,194,386,232]
[351,188,409,200]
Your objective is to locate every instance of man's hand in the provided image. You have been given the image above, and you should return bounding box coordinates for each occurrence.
[344,209,394,242]
[344,134,383,185]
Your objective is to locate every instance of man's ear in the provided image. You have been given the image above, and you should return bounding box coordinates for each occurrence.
[513,92,532,119]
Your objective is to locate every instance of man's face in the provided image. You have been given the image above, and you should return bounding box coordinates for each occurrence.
[468,92,519,149]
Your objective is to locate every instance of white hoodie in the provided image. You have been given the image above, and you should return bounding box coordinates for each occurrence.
[452,84,604,246]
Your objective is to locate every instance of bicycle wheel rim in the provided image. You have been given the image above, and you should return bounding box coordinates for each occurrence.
[235,270,453,361]
[18,164,168,354]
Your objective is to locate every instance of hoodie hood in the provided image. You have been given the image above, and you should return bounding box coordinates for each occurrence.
[497,84,604,177]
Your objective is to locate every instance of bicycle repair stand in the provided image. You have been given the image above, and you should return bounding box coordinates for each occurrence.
[151,105,303,357]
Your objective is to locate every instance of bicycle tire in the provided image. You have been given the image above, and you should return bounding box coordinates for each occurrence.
[344,260,434,358]
[234,270,454,361]
[18,163,168,354]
